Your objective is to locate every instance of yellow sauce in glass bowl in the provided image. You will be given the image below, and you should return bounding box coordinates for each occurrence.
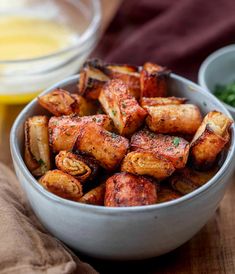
[0,16,77,60]
[0,16,79,104]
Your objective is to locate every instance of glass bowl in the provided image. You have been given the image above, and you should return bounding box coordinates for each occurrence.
[0,0,101,104]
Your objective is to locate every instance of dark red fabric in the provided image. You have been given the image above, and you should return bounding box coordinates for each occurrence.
[95,0,235,81]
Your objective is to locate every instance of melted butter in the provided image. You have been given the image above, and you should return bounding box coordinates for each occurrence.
[0,16,77,60]
[0,16,79,104]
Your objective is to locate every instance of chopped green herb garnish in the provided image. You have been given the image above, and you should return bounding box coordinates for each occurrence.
[106,131,119,139]
[214,81,235,107]
[148,131,156,139]
[38,159,45,166]
[111,132,119,139]
[172,137,180,147]
[112,110,117,116]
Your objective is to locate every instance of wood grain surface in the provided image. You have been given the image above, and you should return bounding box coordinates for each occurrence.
[1,1,235,273]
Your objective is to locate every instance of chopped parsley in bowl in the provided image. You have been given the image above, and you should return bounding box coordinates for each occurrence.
[214,81,235,107]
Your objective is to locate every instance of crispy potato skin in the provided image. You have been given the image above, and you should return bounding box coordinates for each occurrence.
[169,167,218,194]
[79,184,105,205]
[39,170,83,201]
[49,114,113,153]
[131,130,189,169]
[145,104,202,134]
[140,62,170,98]
[70,94,98,116]
[99,79,147,136]
[140,97,187,108]
[102,64,140,99]
[24,116,51,177]
[38,89,75,116]
[157,184,181,203]
[38,89,97,117]
[190,111,233,169]
[78,60,110,100]
[74,122,129,170]
[105,172,157,207]
[121,151,175,180]
[55,151,99,183]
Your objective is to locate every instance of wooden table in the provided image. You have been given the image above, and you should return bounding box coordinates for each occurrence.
[1,1,235,273]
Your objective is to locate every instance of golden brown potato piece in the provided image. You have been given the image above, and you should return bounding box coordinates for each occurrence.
[74,122,129,170]
[49,114,113,153]
[55,151,99,183]
[140,96,187,108]
[39,170,83,201]
[105,172,157,207]
[190,111,233,169]
[121,151,175,180]
[140,62,170,98]
[145,104,202,134]
[78,59,110,100]
[157,184,181,203]
[131,130,189,169]
[99,79,147,136]
[38,89,75,116]
[38,89,97,117]
[24,116,51,177]
[79,184,105,205]
[169,167,218,194]
[70,94,97,116]
[102,64,140,99]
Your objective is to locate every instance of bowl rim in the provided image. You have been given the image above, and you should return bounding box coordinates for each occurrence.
[10,73,235,214]
[0,0,101,64]
[198,44,235,113]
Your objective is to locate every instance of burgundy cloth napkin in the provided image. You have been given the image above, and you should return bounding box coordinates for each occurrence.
[0,163,97,274]
[95,0,235,81]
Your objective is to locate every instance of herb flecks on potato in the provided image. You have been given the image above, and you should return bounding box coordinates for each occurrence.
[24,59,233,206]
[105,172,157,207]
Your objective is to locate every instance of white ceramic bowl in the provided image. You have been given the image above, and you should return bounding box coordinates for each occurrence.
[198,44,235,118]
[10,74,235,260]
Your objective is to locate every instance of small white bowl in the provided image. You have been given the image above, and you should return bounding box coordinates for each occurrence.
[198,44,235,118]
[10,74,235,260]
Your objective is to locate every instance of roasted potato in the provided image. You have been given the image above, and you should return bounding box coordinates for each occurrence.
[79,184,105,205]
[38,89,97,117]
[157,184,181,203]
[38,89,75,116]
[121,151,175,180]
[145,104,202,134]
[49,114,113,153]
[131,130,189,169]
[39,170,83,201]
[169,167,218,194]
[140,62,170,98]
[55,151,99,183]
[24,116,51,177]
[78,59,110,100]
[105,172,157,207]
[74,122,129,170]
[190,111,233,169]
[140,96,187,108]
[69,94,98,116]
[99,79,147,136]
[101,64,140,99]
[24,58,233,207]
